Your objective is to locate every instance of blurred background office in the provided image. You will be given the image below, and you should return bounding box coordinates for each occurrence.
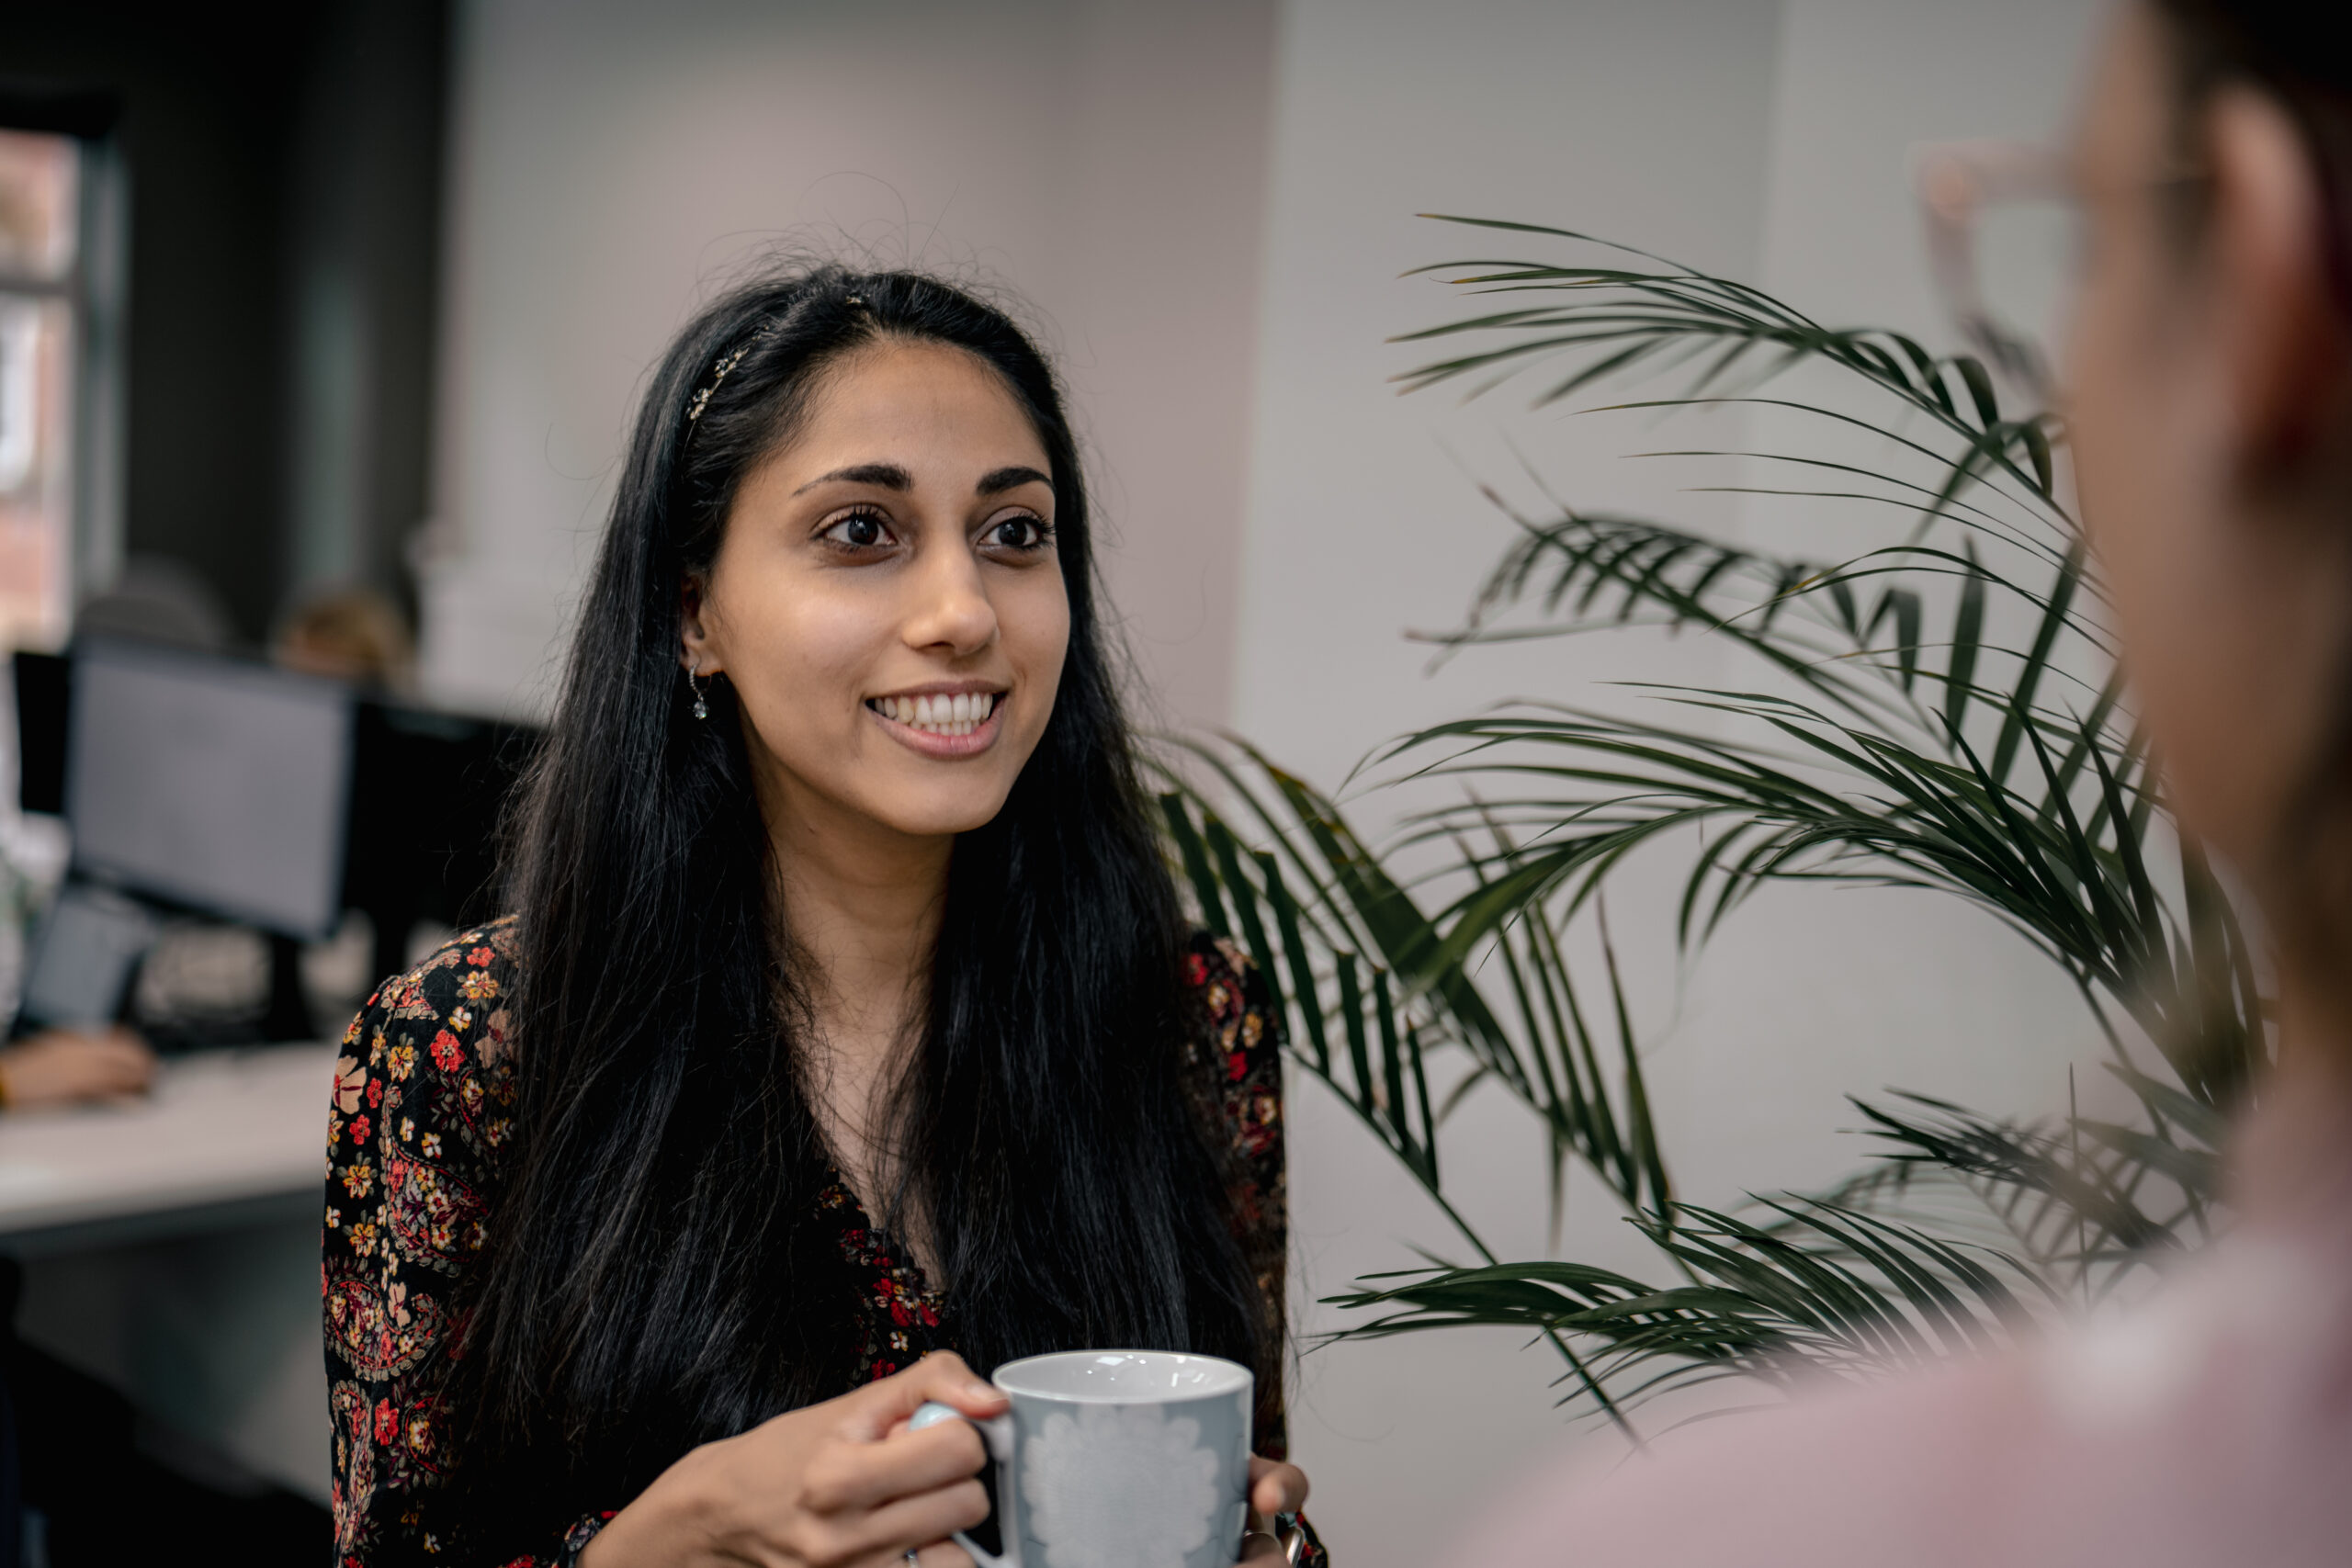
[0,2,2110,1565]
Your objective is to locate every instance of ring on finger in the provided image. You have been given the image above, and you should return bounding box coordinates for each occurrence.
[1274,1513,1307,1567]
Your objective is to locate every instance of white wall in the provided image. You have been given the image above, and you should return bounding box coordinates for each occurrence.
[422,0,1275,729]
[1233,3,2109,1565]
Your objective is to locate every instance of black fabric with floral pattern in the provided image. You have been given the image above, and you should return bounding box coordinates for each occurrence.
[323,921,1328,1568]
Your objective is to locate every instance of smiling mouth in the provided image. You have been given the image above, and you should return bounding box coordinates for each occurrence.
[865,691,1001,739]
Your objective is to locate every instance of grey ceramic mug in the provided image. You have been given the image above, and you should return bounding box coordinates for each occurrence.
[910,1348,1252,1568]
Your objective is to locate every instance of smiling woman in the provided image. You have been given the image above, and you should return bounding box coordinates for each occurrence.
[318,268,1323,1568]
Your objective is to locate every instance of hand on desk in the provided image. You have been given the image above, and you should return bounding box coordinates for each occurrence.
[0,1026,157,1109]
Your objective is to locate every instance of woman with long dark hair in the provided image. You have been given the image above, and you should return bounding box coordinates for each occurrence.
[322,268,1320,1567]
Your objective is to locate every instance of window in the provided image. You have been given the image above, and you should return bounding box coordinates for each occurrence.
[0,127,119,649]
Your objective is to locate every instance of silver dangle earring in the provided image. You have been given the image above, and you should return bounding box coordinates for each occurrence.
[688,671,709,720]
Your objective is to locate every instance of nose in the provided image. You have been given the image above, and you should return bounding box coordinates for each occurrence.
[902,538,999,658]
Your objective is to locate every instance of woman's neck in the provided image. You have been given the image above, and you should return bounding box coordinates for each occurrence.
[758,770,952,1241]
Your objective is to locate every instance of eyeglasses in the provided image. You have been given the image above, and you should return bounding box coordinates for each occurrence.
[1915,140,2213,409]
[1914,140,2078,406]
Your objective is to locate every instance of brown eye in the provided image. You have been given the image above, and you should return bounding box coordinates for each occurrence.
[987,515,1049,551]
[822,511,894,549]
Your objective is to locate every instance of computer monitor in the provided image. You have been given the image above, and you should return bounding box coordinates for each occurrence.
[64,637,355,941]
[14,881,156,1032]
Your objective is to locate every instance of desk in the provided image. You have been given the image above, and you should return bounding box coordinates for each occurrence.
[1,1043,338,1501]
[0,1043,334,1251]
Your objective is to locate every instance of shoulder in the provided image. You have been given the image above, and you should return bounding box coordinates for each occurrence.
[331,918,524,1181]
[364,918,523,1043]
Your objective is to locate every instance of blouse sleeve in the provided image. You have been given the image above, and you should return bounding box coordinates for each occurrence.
[324,922,606,1566]
[1187,936,1331,1567]
[1186,933,1293,1450]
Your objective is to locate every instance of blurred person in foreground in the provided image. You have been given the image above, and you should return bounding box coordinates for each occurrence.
[1454,3,2352,1564]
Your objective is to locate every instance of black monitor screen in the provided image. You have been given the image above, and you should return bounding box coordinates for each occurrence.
[65,638,354,939]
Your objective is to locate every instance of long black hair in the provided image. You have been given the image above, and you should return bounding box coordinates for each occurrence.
[446,265,1269,1525]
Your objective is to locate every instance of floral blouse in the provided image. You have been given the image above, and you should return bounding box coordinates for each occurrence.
[323,920,1322,1567]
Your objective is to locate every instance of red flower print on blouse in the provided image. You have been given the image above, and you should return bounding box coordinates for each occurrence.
[429,1029,464,1073]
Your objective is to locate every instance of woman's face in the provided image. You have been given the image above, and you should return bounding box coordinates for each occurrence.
[683,337,1070,847]
[2065,4,2352,871]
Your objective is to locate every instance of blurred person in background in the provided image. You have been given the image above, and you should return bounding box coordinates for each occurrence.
[0,1025,150,1110]
[271,584,415,693]
[324,269,1321,1567]
[1454,2,2352,1563]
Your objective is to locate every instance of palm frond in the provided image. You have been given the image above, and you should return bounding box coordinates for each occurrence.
[1326,1197,2060,1416]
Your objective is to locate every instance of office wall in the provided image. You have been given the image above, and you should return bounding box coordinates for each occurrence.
[420,0,1275,728]
[1232,3,2107,1564]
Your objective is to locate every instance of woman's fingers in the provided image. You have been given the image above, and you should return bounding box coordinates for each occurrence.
[801,1419,988,1515]
[842,1352,1007,1442]
[1247,1456,1309,1520]
[841,1476,990,1561]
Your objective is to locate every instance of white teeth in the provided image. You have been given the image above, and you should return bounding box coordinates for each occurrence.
[874,692,1001,736]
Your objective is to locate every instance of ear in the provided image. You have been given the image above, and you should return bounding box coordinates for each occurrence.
[2208,85,2352,477]
[679,571,721,676]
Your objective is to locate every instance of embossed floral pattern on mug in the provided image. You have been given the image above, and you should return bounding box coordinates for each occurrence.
[1023,1402,1223,1568]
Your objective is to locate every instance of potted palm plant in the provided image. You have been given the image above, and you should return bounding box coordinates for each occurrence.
[1158,218,2262,1437]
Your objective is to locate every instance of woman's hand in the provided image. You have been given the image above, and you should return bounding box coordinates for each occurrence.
[0,1027,155,1109]
[581,1351,1005,1568]
[1238,1456,1311,1566]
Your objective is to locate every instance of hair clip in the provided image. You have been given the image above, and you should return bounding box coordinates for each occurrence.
[844,294,866,310]
[685,340,757,424]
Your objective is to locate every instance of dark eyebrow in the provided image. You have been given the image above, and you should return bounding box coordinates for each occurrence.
[977,465,1051,497]
[792,462,911,496]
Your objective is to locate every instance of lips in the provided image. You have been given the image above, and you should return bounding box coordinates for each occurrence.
[865,688,1007,758]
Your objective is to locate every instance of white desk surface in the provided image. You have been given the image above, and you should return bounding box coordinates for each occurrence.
[0,1042,335,1247]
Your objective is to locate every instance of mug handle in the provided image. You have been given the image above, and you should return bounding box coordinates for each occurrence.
[910,1400,1019,1568]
